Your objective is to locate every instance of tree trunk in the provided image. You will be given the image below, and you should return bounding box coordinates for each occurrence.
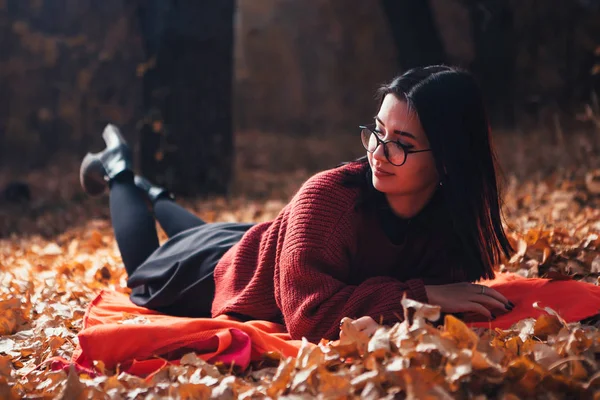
[379,0,446,70]
[466,0,516,128]
[136,0,235,196]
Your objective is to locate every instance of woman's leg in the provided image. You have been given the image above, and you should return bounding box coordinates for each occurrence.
[153,197,206,237]
[109,173,160,276]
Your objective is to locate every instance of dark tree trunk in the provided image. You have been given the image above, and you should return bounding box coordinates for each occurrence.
[379,0,446,70]
[136,0,235,196]
[466,0,517,129]
[0,9,11,160]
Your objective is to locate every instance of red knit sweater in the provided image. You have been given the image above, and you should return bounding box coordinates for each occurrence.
[211,162,465,343]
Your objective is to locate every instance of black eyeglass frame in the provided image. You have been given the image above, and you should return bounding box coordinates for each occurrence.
[359,124,432,166]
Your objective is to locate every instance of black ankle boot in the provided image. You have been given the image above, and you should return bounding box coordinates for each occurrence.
[134,175,174,203]
[80,124,133,196]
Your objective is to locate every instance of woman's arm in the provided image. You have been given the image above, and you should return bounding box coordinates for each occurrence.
[276,245,428,343]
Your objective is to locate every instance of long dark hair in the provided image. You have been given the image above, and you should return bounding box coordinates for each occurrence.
[343,65,513,281]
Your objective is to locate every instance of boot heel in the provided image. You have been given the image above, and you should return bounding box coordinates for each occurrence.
[79,123,133,196]
[134,175,174,203]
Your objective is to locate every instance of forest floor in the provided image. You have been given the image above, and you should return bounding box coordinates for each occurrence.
[1,129,600,398]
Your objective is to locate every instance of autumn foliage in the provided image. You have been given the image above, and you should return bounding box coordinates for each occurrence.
[1,160,600,398]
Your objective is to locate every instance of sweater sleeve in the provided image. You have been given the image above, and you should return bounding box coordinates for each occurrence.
[274,177,429,342]
[278,248,428,342]
[278,250,428,342]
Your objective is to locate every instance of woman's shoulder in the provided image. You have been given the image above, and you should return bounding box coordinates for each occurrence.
[279,162,367,250]
[302,160,367,191]
[292,161,367,207]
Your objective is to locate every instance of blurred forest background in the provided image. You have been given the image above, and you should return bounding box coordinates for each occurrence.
[1,0,600,234]
[5,2,600,397]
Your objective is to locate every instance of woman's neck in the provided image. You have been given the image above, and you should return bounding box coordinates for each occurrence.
[384,183,440,219]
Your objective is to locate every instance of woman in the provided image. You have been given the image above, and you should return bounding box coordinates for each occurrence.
[80,66,514,343]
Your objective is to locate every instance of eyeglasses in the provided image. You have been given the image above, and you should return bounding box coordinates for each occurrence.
[359,124,432,166]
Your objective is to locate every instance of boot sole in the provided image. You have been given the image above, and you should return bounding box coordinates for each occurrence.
[80,153,108,197]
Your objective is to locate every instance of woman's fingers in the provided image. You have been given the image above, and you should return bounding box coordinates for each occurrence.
[461,302,494,319]
[426,282,514,320]
[471,293,510,314]
[472,284,512,308]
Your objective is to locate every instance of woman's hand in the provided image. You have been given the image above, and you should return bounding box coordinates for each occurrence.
[424,282,514,320]
[338,282,514,340]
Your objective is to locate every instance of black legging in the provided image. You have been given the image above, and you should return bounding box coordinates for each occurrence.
[109,175,205,276]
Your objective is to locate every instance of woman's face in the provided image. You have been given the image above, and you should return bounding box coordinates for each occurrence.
[367,94,439,196]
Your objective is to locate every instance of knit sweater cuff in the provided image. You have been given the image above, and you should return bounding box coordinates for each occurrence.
[406,279,429,304]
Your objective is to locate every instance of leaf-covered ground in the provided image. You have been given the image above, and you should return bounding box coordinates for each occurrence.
[2,131,600,398]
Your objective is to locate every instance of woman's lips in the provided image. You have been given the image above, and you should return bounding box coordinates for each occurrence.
[373,167,394,177]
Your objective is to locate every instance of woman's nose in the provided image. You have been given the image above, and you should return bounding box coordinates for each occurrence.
[372,141,387,163]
